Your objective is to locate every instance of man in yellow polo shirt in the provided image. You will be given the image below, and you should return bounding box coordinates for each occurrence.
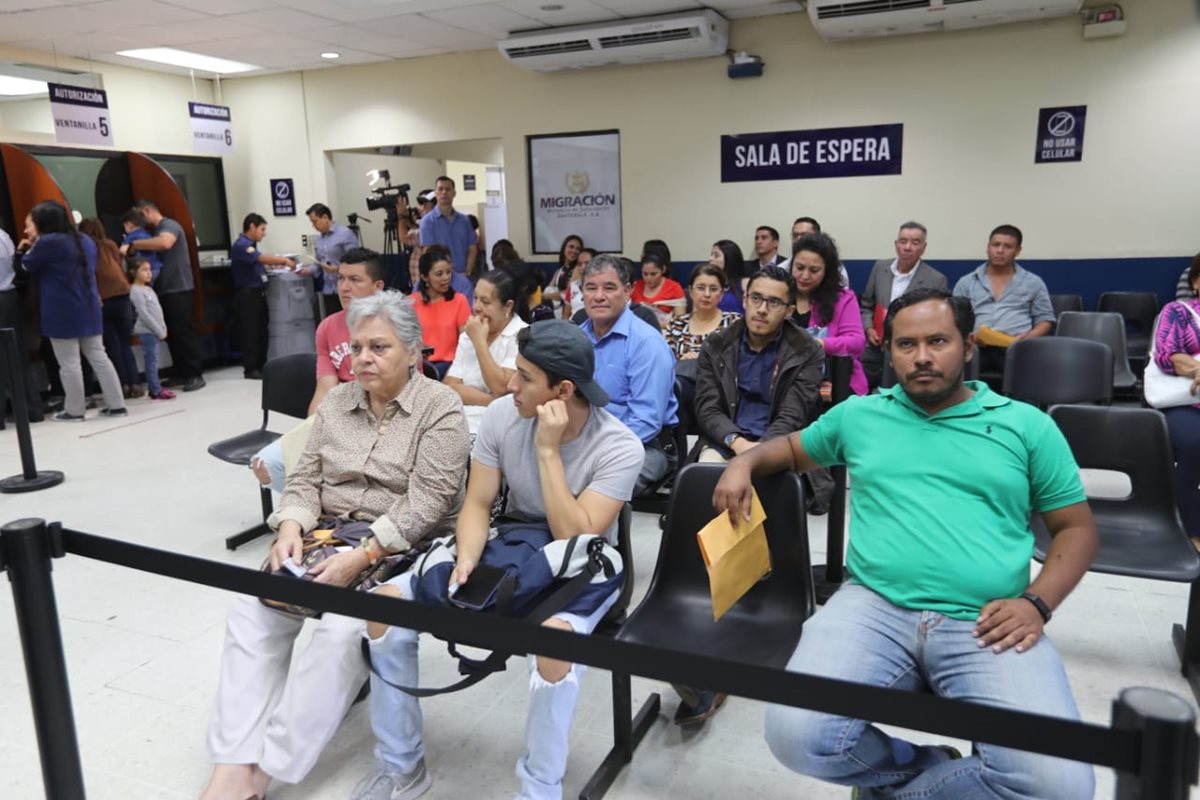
[714,287,1098,800]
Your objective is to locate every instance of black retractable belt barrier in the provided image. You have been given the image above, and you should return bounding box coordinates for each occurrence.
[3,518,1199,799]
[0,328,64,494]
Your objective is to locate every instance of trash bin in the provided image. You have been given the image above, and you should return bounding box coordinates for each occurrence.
[266,271,316,359]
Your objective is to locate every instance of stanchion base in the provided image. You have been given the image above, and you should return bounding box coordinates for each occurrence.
[0,470,65,494]
[811,564,844,606]
[1170,623,1200,706]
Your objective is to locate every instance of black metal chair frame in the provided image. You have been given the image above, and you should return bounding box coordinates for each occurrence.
[207,352,316,550]
[580,463,814,799]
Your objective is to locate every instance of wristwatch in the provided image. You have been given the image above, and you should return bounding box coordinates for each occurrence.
[723,432,740,448]
[1020,592,1052,624]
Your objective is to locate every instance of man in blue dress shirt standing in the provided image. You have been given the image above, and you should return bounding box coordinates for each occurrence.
[307,203,359,318]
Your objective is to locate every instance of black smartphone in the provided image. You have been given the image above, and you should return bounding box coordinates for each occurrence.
[450,563,509,611]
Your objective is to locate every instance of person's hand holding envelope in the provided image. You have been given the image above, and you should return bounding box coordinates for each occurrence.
[696,489,771,621]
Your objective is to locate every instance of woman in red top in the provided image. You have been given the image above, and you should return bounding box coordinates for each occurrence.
[411,244,469,378]
[630,252,685,327]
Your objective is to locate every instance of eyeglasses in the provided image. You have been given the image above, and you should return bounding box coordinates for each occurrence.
[692,285,723,295]
[745,292,789,311]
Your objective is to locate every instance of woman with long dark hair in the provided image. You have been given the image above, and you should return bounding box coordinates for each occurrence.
[80,218,140,397]
[411,244,470,377]
[711,239,748,313]
[790,232,867,395]
[18,201,126,420]
[544,234,582,311]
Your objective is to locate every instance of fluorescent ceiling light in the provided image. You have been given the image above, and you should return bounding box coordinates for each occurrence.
[0,76,48,96]
[321,52,340,59]
[115,47,260,75]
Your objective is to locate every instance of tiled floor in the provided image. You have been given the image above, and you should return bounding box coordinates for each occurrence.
[1,366,1197,799]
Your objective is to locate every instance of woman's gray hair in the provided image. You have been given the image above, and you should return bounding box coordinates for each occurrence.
[345,290,424,353]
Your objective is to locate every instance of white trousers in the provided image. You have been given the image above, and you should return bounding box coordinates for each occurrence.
[207,594,368,784]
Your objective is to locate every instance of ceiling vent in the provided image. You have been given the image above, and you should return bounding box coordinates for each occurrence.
[499,10,729,72]
[808,0,1082,39]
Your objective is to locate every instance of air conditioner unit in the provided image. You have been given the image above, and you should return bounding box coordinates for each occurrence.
[808,0,1083,40]
[499,10,729,72]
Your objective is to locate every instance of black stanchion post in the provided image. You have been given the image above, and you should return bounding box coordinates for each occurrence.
[0,328,64,494]
[1112,687,1198,799]
[1,518,85,799]
[813,355,852,604]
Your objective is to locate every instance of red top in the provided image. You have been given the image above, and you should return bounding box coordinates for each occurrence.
[631,278,686,316]
[412,292,471,362]
[315,310,354,382]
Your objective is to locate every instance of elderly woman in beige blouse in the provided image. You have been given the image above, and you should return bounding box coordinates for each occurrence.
[201,290,470,800]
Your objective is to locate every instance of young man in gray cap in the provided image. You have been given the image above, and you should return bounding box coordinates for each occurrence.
[355,319,645,800]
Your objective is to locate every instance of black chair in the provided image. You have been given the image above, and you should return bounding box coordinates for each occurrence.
[1030,405,1200,701]
[1098,291,1159,358]
[1049,293,1083,320]
[596,503,635,633]
[880,344,981,390]
[1002,337,1113,408]
[630,380,689,517]
[208,352,317,550]
[581,463,814,799]
[1055,311,1139,394]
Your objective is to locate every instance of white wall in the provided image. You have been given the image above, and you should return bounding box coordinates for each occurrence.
[0,98,54,136]
[178,3,1200,260]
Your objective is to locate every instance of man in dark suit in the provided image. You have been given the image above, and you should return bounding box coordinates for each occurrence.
[859,222,947,389]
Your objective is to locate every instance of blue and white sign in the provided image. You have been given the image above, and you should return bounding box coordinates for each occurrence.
[1035,106,1086,163]
[270,178,295,217]
[721,123,903,183]
[189,102,233,155]
[48,83,113,146]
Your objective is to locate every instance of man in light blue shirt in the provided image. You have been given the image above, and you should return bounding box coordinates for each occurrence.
[417,176,477,276]
[580,254,679,495]
[953,224,1054,380]
[307,202,360,317]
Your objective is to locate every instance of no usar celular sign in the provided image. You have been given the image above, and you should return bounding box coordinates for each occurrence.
[48,83,113,146]
[721,123,903,182]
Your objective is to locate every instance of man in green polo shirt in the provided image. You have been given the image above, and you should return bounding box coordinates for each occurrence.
[714,287,1098,800]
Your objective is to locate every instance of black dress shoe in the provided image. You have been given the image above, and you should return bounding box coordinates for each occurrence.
[244,369,263,380]
[183,376,207,392]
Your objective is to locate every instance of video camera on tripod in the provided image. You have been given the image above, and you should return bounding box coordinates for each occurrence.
[364,170,415,224]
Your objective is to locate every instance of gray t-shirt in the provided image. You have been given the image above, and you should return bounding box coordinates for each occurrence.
[153,217,193,295]
[472,396,645,542]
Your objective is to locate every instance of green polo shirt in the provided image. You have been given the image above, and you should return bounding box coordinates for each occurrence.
[802,381,1085,620]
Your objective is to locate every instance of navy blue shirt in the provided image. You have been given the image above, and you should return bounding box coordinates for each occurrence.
[229,233,268,290]
[734,331,781,439]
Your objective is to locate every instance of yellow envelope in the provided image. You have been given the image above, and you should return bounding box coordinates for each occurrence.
[697,491,771,621]
[975,325,1016,349]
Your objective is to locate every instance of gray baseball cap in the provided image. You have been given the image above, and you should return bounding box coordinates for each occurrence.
[521,320,610,407]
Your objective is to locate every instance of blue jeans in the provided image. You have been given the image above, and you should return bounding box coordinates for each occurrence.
[367,570,618,800]
[764,583,1094,800]
[138,334,161,394]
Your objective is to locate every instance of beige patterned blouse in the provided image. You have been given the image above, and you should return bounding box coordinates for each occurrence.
[271,373,470,554]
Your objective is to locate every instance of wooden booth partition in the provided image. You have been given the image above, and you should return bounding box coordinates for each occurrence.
[1,144,72,230]
[127,152,207,330]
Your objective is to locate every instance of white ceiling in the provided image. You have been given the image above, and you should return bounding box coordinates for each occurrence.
[0,0,806,77]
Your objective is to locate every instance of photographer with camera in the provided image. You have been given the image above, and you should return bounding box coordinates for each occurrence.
[306,203,359,318]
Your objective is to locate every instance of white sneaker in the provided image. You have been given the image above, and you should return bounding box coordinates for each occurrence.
[349,759,431,800]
